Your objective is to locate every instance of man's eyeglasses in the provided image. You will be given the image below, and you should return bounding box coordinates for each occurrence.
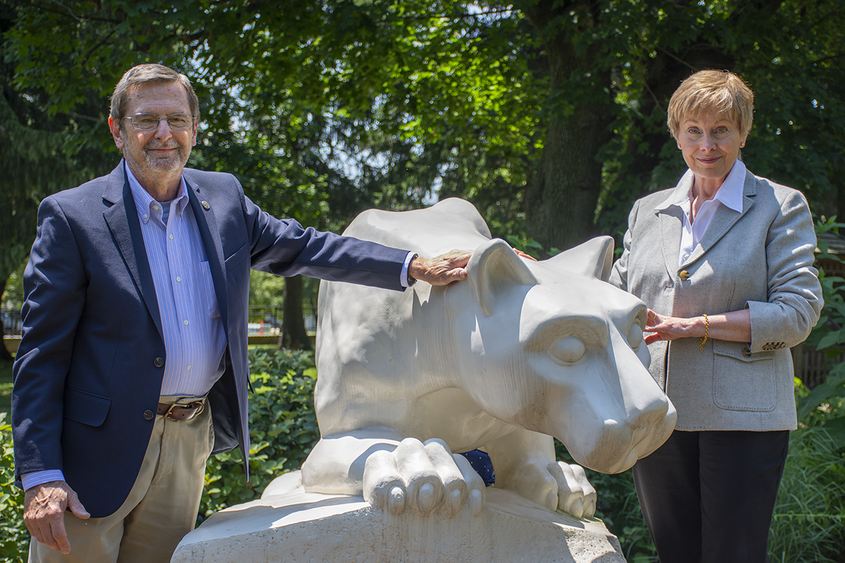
[121,113,194,131]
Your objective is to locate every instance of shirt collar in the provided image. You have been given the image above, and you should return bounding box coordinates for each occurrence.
[655,159,747,213]
[125,163,189,224]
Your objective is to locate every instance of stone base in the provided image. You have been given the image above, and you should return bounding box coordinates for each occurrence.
[172,471,626,563]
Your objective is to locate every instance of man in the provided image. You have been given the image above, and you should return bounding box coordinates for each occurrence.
[12,63,470,563]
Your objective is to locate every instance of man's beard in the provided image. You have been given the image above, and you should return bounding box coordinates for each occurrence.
[143,142,188,172]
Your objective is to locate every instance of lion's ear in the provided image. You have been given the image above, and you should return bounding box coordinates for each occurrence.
[546,236,614,281]
[468,239,538,317]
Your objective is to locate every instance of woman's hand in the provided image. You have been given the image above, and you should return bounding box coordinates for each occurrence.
[644,310,703,345]
[644,309,751,346]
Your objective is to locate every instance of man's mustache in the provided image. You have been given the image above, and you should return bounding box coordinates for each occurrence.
[145,143,181,150]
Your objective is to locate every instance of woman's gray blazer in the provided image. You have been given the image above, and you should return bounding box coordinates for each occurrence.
[610,169,823,431]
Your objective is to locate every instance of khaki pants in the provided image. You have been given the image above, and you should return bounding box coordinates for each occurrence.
[29,405,214,563]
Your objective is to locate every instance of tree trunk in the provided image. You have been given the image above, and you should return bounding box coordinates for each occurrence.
[521,0,615,253]
[279,275,312,351]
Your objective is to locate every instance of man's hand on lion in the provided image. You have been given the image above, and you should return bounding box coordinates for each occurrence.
[408,250,471,285]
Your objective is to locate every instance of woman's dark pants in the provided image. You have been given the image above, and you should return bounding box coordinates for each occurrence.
[632,429,789,563]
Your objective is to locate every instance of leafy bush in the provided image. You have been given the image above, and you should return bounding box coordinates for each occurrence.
[0,412,29,562]
[800,216,845,448]
[199,347,319,520]
[769,424,845,563]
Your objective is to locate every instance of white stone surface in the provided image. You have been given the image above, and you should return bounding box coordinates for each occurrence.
[301,198,677,518]
[172,471,626,563]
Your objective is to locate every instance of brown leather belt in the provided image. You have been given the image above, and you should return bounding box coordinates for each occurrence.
[157,399,205,421]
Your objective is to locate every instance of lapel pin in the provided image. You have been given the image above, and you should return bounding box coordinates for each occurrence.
[201,201,210,210]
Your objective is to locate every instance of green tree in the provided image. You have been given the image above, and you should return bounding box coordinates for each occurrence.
[4,0,845,284]
[0,3,114,357]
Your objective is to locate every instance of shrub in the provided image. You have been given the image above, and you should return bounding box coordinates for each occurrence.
[0,412,29,562]
[199,347,319,520]
[769,425,845,563]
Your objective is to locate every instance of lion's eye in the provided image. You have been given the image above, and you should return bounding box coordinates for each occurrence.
[628,322,644,349]
[549,336,586,365]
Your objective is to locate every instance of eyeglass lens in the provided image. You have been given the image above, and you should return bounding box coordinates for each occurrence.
[126,114,193,131]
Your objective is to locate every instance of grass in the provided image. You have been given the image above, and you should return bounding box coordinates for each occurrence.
[769,425,845,562]
[1,357,12,414]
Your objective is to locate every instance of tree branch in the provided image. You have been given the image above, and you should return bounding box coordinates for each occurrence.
[655,45,697,72]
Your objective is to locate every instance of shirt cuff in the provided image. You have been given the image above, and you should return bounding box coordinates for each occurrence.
[401,252,418,288]
[22,470,66,491]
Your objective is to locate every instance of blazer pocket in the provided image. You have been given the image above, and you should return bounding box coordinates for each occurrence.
[224,244,249,272]
[63,387,111,427]
[713,341,777,412]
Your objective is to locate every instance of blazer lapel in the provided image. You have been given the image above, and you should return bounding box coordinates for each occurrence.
[658,206,685,277]
[683,171,756,268]
[185,176,230,331]
[102,162,164,338]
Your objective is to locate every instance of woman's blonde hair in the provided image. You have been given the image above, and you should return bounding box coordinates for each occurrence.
[667,70,754,139]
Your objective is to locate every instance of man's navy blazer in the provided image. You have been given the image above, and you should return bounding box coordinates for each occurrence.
[12,162,409,517]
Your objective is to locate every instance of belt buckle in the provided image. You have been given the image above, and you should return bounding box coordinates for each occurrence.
[164,398,205,420]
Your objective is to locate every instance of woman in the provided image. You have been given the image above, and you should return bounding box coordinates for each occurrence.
[609,70,823,563]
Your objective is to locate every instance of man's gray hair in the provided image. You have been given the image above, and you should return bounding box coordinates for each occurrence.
[110,64,199,123]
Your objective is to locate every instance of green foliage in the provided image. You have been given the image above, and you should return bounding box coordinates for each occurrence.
[5,0,845,258]
[799,216,845,448]
[769,425,845,563]
[504,234,560,259]
[248,271,287,310]
[199,347,319,520]
[2,259,26,311]
[0,412,28,561]
[0,359,12,414]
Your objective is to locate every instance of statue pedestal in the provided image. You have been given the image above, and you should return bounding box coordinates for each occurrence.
[172,471,626,563]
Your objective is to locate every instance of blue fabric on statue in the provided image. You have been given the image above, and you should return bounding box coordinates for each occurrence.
[459,450,495,486]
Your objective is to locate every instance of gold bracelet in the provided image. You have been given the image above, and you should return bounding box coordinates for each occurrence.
[699,313,709,353]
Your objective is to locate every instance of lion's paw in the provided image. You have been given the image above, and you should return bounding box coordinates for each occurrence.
[545,461,597,519]
[498,459,596,519]
[362,437,485,517]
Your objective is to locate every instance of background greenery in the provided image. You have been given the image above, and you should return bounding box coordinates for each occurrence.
[3,0,845,309]
[3,0,845,346]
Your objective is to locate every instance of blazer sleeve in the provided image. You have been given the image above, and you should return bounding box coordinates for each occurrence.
[609,198,641,292]
[12,196,88,481]
[241,193,408,290]
[746,189,823,352]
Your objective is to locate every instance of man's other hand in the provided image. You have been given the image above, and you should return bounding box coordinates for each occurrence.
[24,480,90,554]
[409,250,472,286]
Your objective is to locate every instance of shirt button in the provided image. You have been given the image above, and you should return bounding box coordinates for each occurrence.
[183,319,189,326]
[176,276,182,282]
[742,347,752,357]
[154,357,165,368]
[683,253,690,260]
[143,410,155,421]
[169,234,174,240]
